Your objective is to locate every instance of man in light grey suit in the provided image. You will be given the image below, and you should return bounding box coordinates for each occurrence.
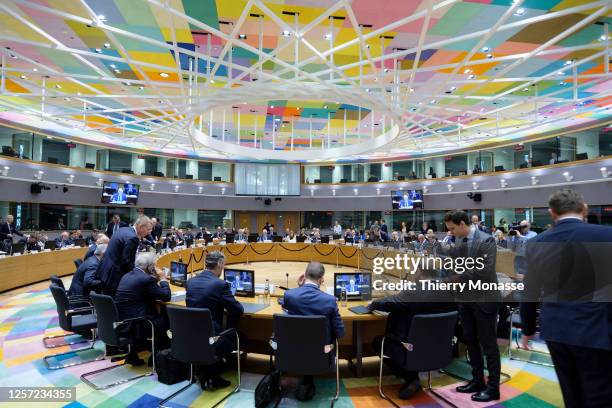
[443,210,500,402]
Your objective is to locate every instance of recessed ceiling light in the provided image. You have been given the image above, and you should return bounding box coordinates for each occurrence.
[97,15,106,21]
[514,8,526,16]
[281,30,291,37]
[159,72,169,78]
[409,87,414,92]
[464,68,472,74]
[19,75,26,79]
[324,33,332,40]
[565,60,572,65]
[486,53,493,59]
[270,105,274,108]
[323,105,328,109]
[482,46,490,52]
[209,79,214,83]
[113,69,120,73]
[383,68,389,72]
[557,71,565,76]
[238,34,247,39]
[95,48,102,53]
[9,54,16,59]
[468,74,476,79]
[55,84,61,89]
[109,64,116,68]
[103,43,111,48]
[32,68,38,72]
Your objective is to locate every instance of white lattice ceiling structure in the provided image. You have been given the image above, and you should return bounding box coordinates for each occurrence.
[0,0,611,162]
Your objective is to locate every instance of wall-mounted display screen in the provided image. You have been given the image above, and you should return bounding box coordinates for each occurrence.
[234,163,300,196]
[391,190,424,210]
[101,182,140,205]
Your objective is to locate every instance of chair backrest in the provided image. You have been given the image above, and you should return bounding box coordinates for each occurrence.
[402,311,458,372]
[90,292,121,346]
[273,314,332,375]
[166,305,218,365]
[49,284,71,330]
[50,274,65,289]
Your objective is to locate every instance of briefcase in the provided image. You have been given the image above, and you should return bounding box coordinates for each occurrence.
[155,349,190,385]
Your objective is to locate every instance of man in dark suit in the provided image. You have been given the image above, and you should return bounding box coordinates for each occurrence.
[258,228,270,242]
[115,252,171,365]
[0,214,23,242]
[70,243,106,297]
[283,262,345,401]
[94,216,152,297]
[106,214,127,239]
[150,217,163,242]
[443,210,500,402]
[212,226,224,239]
[369,267,457,400]
[520,189,612,407]
[186,251,243,389]
[55,231,74,248]
[84,233,109,260]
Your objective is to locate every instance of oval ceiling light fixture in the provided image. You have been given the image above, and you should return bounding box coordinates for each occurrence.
[159,72,169,78]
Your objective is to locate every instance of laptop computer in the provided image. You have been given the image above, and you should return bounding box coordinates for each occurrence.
[225,234,235,244]
[44,240,57,250]
[247,234,258,243]
[296,236,306,243]
[73,238,86,247]
[272,235,282,243]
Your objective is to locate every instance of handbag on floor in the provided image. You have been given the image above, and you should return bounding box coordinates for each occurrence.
[254,369,281,408]
[155,349,190,385]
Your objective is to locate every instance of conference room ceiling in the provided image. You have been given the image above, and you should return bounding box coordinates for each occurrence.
[0,0,611,162]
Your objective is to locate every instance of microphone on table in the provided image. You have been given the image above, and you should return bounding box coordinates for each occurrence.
[278,286,289,291]
[286,273,289,289]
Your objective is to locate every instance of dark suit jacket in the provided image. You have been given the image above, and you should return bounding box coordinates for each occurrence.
[0,222,22,240]
[94,226,140,296]
[115,268,171,320]
[151,223,163,241]
[444,228,500,312]
[69,255,100,297]
[521,218,612,350]
[106,221,128,238]
[283,283,345,344]
[186,270,244,334]
[55,238,74,248]
[370,284,456,341]
[84,243,96,260]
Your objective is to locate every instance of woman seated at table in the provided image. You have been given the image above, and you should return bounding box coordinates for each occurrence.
[25,233,43,252]
[284,230,296,243]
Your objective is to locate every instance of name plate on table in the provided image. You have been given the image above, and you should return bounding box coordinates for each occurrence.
[12,253,21,257]
[241,303,270,314]
[44,249,51,252]
[30,251,38,254]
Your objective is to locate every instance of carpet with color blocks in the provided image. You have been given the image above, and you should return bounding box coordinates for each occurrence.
[0,282,565,407]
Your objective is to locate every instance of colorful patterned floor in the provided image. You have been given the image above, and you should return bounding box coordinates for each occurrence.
[0,282,564,407]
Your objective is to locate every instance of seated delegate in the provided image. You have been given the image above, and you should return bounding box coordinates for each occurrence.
[282,262,345,401]
[114,252,171,366]
[186,250,244,390]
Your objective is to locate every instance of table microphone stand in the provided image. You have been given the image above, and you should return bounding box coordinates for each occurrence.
[286,273,289,289]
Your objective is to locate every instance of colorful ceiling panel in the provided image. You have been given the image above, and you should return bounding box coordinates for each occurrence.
[0,0,610,162]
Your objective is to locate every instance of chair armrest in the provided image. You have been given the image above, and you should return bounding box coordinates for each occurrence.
[65,306,94,316]
[112,316,153,329]
[210,327,237,344]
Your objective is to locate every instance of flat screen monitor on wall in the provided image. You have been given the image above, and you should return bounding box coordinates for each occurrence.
[101,182,140,205]
[234,163,300,196]
[391,190,424,210]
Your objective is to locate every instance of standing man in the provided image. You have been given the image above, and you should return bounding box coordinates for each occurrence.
[106,214,127,239]
[509,220,537,277]
[151,217,163,241]
[333,221,342,236]
[520,189,612,407]
[0,214,23,251]
[95,216,152,297]
[444,210,500,402]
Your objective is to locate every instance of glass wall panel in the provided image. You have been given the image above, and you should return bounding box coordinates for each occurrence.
[108,150,132,172]
[144,156,158,175]
[198,162,212,180]
[42,139,70,165]
[197,210,228,229]
[445,155,467,176]
[319,166,333,183]
[12,132,33,159]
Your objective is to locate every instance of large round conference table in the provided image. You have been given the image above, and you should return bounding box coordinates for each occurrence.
[156,242,516,376]
[0,241,515,377]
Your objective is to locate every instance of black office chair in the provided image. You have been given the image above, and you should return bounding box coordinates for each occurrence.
[159,306,241,408]
[80,292,156,390]
[272,314,339,407]
[378,311,458,408]
[43,284,102,369]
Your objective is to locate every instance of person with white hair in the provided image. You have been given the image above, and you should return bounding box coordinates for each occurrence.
[94,216,153,297]
[84,233,109,260]
[114,252,171,366]
[70,243,107,297]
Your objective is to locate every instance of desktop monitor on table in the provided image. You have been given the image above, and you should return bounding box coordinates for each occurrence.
[334,272,372,301]
[170,261,188,286]
[224,268,255,297]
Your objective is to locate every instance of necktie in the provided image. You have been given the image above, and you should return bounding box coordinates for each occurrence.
[114,223,118,233]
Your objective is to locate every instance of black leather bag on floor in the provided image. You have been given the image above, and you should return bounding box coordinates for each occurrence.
[155,349,190,385]
[254,369,281,408]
